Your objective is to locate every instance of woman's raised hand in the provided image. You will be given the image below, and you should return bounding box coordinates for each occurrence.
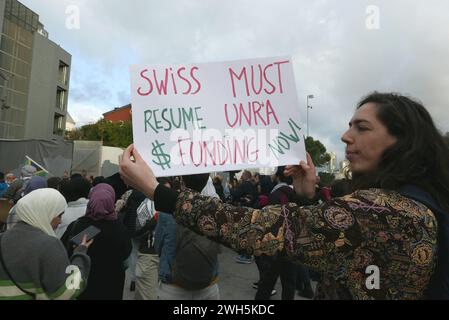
[284,153,317,199]
[119,144,159,200]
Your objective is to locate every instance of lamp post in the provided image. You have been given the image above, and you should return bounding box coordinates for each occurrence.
[307,94,314,137]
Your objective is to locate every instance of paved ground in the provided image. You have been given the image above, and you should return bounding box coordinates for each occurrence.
[123,246,313,300]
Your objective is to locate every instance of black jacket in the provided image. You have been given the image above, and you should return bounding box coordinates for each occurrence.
[62,216,132,300]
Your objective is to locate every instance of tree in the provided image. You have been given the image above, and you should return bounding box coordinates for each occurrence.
[305,136,331,167]
[66,120,133,148]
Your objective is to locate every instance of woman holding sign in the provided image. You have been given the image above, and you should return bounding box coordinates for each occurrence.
[119,92,449,300]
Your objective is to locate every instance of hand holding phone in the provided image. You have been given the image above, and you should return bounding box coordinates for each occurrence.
[79,234,94,249]
[71,225,101,247]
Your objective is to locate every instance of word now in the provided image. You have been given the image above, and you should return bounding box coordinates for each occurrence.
[269,118,302,157]
[144,107,206,134]
[229,60,290,98]
[137,66,201,96]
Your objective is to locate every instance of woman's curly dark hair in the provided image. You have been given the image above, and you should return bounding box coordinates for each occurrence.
[351,92,449,211]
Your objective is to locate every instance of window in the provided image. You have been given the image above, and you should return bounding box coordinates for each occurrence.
[17,43,32,61]
[10,91,27,109]
[13,60,31,77]
[2,20,17,38]
[53,114,65,135]
[11,0,19,18]
[56,87,66,111]
[0,35,15,55]
[0,53,13,71]
[10,75,28,93]
[17,28,32,47]
[58,61,69,85]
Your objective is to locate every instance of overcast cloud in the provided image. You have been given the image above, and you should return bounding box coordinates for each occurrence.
[20,0,449,163]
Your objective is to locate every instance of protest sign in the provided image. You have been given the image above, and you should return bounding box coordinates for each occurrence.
[130,56,306,177]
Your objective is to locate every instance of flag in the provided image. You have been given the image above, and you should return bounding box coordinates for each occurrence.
[25,155,49,177]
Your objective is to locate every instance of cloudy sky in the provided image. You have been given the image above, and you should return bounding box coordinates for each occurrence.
[20,0,449,163]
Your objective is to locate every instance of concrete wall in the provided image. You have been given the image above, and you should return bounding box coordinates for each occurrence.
[100,146,123,177]
[24,32,71,139]
[0,1,5,36]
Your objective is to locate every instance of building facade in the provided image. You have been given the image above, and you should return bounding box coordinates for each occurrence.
[328,151,337,173]
[103,104,132,123]
[65,112,75,132]
[0,0,71,140]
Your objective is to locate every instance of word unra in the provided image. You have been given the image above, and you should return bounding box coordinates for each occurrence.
[229,60,290,98]
[224,99,280,128]
[137,66,201,96]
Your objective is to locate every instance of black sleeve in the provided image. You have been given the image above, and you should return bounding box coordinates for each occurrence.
[154,184,179,214]
[60,220,76,252]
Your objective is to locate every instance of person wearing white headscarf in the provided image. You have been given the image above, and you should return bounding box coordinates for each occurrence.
[6,176,48,231]
[0,188,92,300]
[15,188,66,237]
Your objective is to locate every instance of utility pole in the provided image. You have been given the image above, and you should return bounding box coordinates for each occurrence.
[307,94,314,137]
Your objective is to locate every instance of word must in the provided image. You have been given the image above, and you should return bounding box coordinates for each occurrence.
[229,60,290,98]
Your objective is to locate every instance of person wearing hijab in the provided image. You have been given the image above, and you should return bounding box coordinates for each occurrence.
[6,176,48,230]
[0,188,92,300]
[63,183,132,300]
[2,165,37,203]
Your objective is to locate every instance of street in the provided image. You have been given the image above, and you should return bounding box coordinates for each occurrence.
[123,246,313,300]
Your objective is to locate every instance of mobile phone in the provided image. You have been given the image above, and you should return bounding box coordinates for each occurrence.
[70,225,101,246]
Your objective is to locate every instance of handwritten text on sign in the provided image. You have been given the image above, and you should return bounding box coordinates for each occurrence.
[130,57,306,177]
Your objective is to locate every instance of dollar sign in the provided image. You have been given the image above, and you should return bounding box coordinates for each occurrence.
[151,140,171,170]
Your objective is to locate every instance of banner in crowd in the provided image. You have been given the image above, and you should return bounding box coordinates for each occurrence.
[25,155,49,177]
[130,56,306,177]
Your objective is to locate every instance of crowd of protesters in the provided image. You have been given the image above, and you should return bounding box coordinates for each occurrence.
[0,162,343,300]
[1,92,449,300]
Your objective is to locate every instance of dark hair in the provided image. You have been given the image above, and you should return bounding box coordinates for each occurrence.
[47,177,62,190]
[353,92,449,211]
[259,175,274,195]
[70,173,83,180]
[104,173,129,201]
[60,177,92,202]
[275,166,293,185]
[0,172,4,181]
[182,174,210,193]
[157,177,172,188]
[92,176,106,186]
[241,170,252,181]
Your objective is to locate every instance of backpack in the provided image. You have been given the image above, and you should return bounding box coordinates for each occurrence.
[399,185,449,300]
[171,225,219,290]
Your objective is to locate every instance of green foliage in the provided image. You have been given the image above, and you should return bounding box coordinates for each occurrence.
[66,120,133,148]
[305,136,331,167]
[444,132,449,148]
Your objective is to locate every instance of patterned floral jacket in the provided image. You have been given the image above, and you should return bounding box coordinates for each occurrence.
[155,186,438,300]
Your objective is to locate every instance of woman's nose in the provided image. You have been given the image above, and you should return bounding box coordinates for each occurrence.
[341,129,353,144]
